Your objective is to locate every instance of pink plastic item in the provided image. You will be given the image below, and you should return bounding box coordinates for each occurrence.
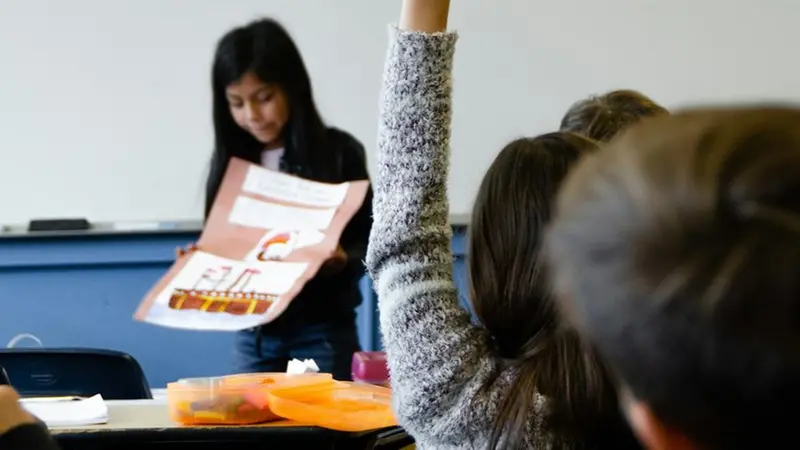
[351,351,389,386]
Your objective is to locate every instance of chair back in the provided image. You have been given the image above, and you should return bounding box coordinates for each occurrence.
[0,348,152,399]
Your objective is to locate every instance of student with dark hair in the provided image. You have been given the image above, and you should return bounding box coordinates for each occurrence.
[546,107,800,450]
[366,1,640,448]
[206,18,372,380]
[559,89,668,142]
[0,386,59,450]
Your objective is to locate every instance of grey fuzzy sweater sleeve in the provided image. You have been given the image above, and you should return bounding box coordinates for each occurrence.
[367,27,548,449]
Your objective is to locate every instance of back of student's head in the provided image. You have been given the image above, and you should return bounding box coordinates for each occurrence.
[546,107,800,449]
[560,90,668,142]
[469,132,637,449]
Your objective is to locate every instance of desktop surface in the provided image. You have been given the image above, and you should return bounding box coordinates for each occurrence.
[51,399,409,450]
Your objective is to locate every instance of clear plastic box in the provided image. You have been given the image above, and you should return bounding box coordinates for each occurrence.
[167,372,332,425]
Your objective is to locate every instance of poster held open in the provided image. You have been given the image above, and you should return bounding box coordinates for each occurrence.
[134,158,369,331]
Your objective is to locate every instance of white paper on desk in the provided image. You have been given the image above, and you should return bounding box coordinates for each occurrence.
[21,394,108,427]
[286,358,320,374]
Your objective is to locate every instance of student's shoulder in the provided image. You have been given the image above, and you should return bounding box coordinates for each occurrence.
[0,424,60,450]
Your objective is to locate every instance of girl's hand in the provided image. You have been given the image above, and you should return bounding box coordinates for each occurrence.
[320,245,348,275]
[399,0,450,33]
[176,243,198,258]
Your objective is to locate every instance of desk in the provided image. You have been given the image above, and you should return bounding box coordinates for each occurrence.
[52,400,412,450]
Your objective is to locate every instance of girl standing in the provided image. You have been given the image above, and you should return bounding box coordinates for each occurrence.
[206,18,372,380]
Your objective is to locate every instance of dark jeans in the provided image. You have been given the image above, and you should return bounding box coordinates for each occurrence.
[234,311,360,381]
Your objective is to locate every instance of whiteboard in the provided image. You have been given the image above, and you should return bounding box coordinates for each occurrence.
[2,0,799,224]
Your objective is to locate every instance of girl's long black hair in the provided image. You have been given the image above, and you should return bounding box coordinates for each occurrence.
[469,133,637,449]
[206,18,332,217]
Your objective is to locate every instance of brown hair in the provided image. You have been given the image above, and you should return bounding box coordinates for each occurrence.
[559,89,668,142]
[470,132,637,449]
[546,107,800,449]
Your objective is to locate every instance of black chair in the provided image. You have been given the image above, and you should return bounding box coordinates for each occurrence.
[0,348,152,399]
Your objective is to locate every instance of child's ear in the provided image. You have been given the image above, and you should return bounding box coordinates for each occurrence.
[620,389,700,450]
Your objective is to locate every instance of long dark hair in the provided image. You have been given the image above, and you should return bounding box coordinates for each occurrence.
[206,18,330,217]
[469,133,626,449]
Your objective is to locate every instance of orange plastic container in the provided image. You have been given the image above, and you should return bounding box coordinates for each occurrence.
[167,373,332,425]
[267,381,397,432]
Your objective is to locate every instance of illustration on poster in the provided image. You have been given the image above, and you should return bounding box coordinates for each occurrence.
[246,229,326,262]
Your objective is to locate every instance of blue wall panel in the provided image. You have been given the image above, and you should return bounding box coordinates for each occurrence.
[0,228,468,387]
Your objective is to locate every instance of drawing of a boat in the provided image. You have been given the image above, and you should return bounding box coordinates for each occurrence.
[167,267,275,315]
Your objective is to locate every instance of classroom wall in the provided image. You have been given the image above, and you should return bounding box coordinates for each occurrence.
[3,0,800,225]
[3,0,800,389]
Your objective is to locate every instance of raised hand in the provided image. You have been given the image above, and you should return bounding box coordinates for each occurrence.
[399,0,451,33]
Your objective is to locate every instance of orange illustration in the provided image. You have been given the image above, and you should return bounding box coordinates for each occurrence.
[168,266,276,315]
[256,231,294,261]
[246,229,326,262]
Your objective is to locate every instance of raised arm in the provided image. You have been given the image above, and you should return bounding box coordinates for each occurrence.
[366,0,500,444]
